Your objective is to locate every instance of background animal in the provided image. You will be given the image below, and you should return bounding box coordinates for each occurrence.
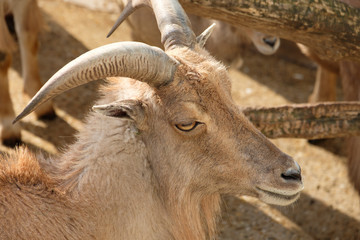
[2,0,303,239]
[111,0,280,66]
[298,40,360,195]
[0,0,54,145]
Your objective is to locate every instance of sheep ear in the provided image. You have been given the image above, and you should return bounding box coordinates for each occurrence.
[196,23,216,47]
[92,99,145,122]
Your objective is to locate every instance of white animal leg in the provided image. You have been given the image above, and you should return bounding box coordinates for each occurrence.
[0,52,21,143]
[13,0,54,118]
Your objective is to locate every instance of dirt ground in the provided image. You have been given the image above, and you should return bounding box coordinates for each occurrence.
[1,0,360,239]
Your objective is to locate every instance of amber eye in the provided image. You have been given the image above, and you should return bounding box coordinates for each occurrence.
[175,122,199,132]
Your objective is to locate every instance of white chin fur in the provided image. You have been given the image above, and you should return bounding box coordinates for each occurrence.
[258,185,304,196]
[256,186,302,206]
[259,191,300,206]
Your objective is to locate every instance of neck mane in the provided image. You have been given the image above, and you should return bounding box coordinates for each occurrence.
[39,89,223,239]
[167,192,222,239]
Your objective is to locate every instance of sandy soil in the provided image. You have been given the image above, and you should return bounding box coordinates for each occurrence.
[2,0,360,239]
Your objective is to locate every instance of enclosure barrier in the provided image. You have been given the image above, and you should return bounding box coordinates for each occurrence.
[243,102,360,139]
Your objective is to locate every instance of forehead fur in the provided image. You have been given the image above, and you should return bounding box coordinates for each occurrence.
[159,46,233,107]
[99,77,157,104]
[168,46,229,85]
[99,46,232,113]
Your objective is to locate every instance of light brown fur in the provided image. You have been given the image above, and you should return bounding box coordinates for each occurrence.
[1,41,303,239]
[0,148,96,239]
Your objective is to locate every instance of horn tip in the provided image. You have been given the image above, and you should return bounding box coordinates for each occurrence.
[12,114,23,125]
[12,102,37,124]
[106,30,114,38]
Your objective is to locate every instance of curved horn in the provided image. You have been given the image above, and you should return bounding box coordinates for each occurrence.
[107,0,149,38]
[150,0,196,50]
[13,41,179,123]
[107,0,196,50]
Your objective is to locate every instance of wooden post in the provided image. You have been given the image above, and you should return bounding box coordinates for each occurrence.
[180,0,360,61]
[243,102,360,139]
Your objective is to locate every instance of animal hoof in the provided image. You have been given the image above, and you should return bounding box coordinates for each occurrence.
[38,109,57,121]
[308,139,326,145]
[1,116,21,146]
[3,137,22,148]
[34,101,56,120]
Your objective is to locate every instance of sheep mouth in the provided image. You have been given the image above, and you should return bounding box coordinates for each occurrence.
[256,187,301,206]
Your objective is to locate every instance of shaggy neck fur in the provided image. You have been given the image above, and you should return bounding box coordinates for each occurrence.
[43,104,221,240]
[39,48,225,239]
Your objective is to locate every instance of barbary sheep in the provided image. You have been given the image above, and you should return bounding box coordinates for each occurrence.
[4,0,303,239]
[109,0,280,65]
[0,0,54,145]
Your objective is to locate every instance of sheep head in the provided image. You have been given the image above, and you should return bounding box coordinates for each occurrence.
[14,0,303,206]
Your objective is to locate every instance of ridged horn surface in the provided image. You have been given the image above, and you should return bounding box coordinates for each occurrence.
[14,41,179,123]
[107,0,196,50]
[150,0,196,50]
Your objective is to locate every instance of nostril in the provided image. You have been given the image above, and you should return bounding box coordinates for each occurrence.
[263,37,277,48]
[281,169,302,182]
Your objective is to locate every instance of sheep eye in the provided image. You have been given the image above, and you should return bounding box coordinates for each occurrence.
[175,122,199,132]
